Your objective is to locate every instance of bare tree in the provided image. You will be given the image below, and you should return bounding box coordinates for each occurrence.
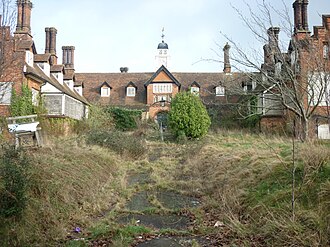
[223,1,330,141]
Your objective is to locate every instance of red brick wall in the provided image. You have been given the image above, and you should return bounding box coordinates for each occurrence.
[149,104,170,119]
[0,105,10,117]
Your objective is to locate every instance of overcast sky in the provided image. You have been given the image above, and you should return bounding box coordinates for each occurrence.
[29,0,330,73]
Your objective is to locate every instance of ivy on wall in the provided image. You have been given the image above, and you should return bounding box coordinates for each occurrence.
[10,85,36,117]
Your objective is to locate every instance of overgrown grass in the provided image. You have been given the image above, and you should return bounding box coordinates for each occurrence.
[0,129,329,246]
[0,137,125,246]
[86,130,147,160]
[167,131,330,246]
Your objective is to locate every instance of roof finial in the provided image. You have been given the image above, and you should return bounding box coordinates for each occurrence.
[161,27,165,42]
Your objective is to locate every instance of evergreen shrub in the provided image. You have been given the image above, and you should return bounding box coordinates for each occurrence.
[168,92,211,138]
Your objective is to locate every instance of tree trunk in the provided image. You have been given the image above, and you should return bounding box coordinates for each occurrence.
[300,117,309,142]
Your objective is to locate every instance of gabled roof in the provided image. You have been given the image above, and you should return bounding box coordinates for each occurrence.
[34,54,51,63]
[100,81,112,89]
[144,65,181,87]
[74,81,84,88]
[64,69,75,80]
[126,81,137,89]
[51,65,64,73]
[190,81,200,88]
[16,39,36,53]
[25,63,89,105]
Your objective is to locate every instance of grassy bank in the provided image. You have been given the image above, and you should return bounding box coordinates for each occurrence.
[0,130,329,246]
[0,137,127,246]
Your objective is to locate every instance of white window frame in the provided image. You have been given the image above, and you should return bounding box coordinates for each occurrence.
[323,44,329,59]
[101,87,110,97]
[0,82,12,105]
[308,72,330,106]
[216,86,225,96]
[153,83,172,94]
[25,51,34,66]
[126,86,136,97]
[31,88,39,106]
[190,86,200,95]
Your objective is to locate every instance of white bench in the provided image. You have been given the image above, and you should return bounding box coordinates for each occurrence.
[6,115,42,148]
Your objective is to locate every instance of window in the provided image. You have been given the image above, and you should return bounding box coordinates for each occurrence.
[154,95,170,103]
[323,44,329,59]
[101,87,110,97]
[25,51,34,66]
[0,82,12,104]
[153,83,172,93]
[190,87,200,95]
[126,87,136,97]
[215,86,225,96]
[308,72,330,106]
[31,88,39,106]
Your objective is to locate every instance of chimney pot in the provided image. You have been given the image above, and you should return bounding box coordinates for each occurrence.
[223,43,231,73]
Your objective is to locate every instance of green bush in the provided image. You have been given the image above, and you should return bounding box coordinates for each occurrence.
[86,105,114,131]
[10,85,36,117]
[106,107,142,131]
[86,130,146,159]
[0,146,30,217]
[168,92,211,138]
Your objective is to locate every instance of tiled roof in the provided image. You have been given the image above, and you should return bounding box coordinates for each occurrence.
[34,54,51,62]
[145,65,181,87]
[64,69,75,80]
[25,63,89,105]
[16,39,34,50]
[51,65,64,72]
[76,72,152,106]
[76,70,250,106]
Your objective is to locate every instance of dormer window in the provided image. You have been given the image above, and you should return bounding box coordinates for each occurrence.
[101,87,110,97]
[127,87,136,97]
[190,81,200,96]
[242,81,256,92]
[216,86,225,96]
[100,81,112,97]
[191,87,200,95]
[126,82,137,97]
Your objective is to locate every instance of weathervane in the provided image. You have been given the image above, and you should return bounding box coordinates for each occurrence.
[161,27,165,42]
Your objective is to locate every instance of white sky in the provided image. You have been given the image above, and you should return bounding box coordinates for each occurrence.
[29,0,330,73]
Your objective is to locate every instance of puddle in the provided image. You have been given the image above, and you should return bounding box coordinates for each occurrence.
[117,213,190,230]
[156,190,200,210]
[127,172,153,187]
[126,191,153,211]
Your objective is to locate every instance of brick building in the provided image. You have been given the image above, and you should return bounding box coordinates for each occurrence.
[76,37,249,120]
[0,0,88,120]
[258,0,330,139]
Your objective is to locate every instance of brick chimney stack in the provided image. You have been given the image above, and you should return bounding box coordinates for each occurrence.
[45,27,58,65]
[62,46,75,69]
[302,0,309,31]
[15,0,33,38]
[262,27,280,70]
[268,27,280,48]
[223,43,231,73]
[293,0,309,33]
